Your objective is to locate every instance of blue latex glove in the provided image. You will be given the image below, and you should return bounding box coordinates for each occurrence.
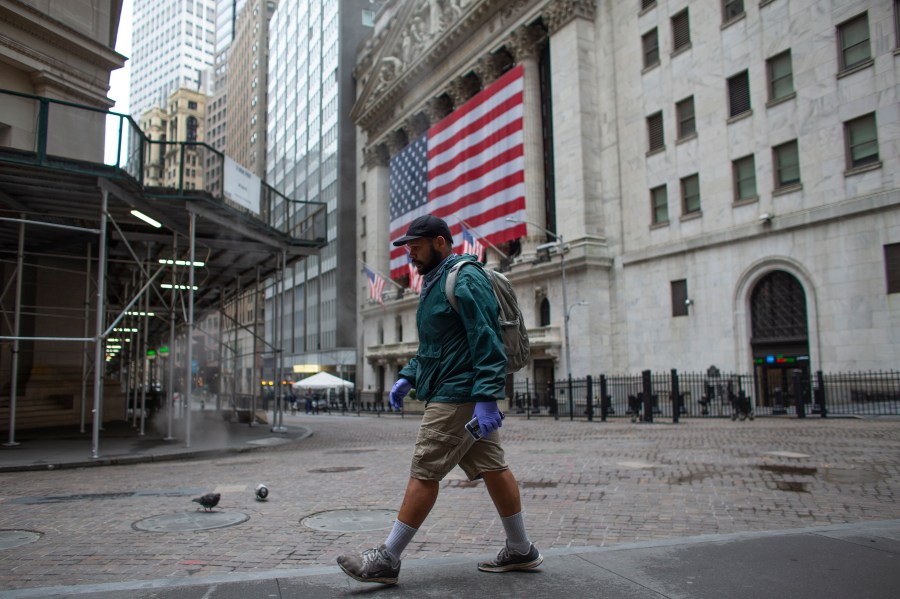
[389,378,412,411]
[474,400,503,437]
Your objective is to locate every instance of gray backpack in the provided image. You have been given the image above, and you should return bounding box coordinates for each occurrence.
[445,261,530,373]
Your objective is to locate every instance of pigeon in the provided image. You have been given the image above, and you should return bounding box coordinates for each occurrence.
[192,492,220,512]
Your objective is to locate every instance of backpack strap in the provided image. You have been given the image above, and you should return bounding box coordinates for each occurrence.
[444,260,483,313]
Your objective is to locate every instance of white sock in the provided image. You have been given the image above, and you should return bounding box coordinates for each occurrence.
[500,511,532,554]
[383,520,417,562]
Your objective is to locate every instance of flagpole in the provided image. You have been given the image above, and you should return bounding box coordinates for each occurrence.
[359,259,405,290]
[454,216,509,260]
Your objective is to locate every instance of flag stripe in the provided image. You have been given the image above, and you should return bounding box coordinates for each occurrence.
[388,64,527,280]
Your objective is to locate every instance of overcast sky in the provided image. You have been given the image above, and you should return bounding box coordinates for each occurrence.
[104,0,133,165]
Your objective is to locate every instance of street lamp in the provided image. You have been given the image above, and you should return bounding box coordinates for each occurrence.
[505,217,575,379]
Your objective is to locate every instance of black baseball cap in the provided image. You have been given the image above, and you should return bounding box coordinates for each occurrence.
[392,215,453,246]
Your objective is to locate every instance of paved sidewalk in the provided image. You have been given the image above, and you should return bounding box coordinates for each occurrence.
[1,519,898,598]
[1,414,899,598]
[0,413,313,472]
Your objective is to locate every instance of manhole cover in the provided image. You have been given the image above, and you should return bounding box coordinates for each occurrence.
[308,466,364,473]
[133,511,249,532]
[301,509,397,532]
[0,530,41,550]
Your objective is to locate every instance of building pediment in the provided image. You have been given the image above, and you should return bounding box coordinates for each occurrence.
[351,0,538,135]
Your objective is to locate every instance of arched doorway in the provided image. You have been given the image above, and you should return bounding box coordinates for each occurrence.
[750,270,811,411]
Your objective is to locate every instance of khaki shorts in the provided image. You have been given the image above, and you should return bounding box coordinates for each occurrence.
[410,401,507,481]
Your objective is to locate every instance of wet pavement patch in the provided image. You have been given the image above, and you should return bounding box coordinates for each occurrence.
[521,481,558,489]
[133,511,249,532]
[823,468,884,485]
[0,530,41,550]
[327,449,377,454]
[9,488,204,505]
[308,466,364,473]
[444,479,481,488]
[774,481,810,493]
[301,509,397,532]
[758,464,818,476]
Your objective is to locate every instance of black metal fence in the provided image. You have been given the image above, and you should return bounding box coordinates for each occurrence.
[510,370,900,421]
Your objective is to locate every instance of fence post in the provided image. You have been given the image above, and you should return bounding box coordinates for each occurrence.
[793,369,806,418]
[586,375,594,422]
[671,369,680,424]
[816,370,826,418]
[642,369,653,423]
[567,375,574,421]
[599,374,608,422]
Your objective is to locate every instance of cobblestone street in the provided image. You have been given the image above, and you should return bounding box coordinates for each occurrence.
[2,415,899,592]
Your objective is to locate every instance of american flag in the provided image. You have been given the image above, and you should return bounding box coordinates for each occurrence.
[461,224,485,262]
[364,267,386,305]
[408,262,423,294]
[389,64,528,279]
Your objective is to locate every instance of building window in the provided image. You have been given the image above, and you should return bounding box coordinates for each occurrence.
[186,116,198,142]
[188,100,198,110]
[361,215,367,237]
[539,298,551,327]
[838,13,871,71]
[844,113,879,169]
[681,174,701,215]
[676,96,695,139]
[886,243,900,294]
[647,111,664,153]
[671,279,689,317]
[641,0,656,10]
[723,0,744,23]
[732,155,757,201]
[895,0,900,48]
[672,9,691,53]
[727,70,751,118]
[765,51,794,104]
[642,28,659,68]
[651,185,668,225]
[362,9,374,27]
[773,140,800,189]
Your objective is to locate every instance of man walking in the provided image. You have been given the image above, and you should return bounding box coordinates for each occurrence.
[337,215,541,585]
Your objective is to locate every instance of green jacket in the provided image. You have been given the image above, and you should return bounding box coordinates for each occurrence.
[399,254,506,403]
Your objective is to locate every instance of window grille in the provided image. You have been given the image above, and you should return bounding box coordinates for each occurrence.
[728,70,751,117]
[672,10,691,52]
[671,280,688,317]
[750,271,808,341]
[647,112,664,152]
[642,28,660,68]
[886,244,900,294]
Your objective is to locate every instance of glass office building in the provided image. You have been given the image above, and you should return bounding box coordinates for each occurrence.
[265,0,374,379]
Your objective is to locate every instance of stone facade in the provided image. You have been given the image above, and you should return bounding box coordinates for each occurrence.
[353,0,900,403]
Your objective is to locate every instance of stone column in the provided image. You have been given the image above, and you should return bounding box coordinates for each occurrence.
[363,142,392,279]
[506,24,548,255]
[543,0,602,242]
[473,53,507,89]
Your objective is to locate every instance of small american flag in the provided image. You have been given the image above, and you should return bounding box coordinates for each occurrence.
[461,225,485,262]
[365,267,386,305]
[389,64,527,279]
[408,262,423,294]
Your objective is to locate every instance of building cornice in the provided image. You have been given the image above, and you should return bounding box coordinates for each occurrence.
[0,0,126,73]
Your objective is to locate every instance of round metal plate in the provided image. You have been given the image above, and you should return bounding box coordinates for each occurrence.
[0,530,41,550]
[301,509,397,532]
[133,511,249,532]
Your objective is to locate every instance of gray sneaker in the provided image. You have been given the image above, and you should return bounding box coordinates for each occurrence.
[477,542,543,572]
[336,545,400,585]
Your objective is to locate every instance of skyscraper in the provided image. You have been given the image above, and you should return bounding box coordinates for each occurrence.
[265,0,375,380]
[129,0,217,120]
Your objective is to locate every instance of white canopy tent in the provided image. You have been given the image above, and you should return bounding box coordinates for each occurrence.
[292,371,354,390]
[292,371,354,411]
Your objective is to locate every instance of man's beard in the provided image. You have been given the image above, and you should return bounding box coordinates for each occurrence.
[413,244,442,275]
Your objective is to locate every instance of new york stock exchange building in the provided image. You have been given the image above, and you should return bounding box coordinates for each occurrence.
[351,0,899,413]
